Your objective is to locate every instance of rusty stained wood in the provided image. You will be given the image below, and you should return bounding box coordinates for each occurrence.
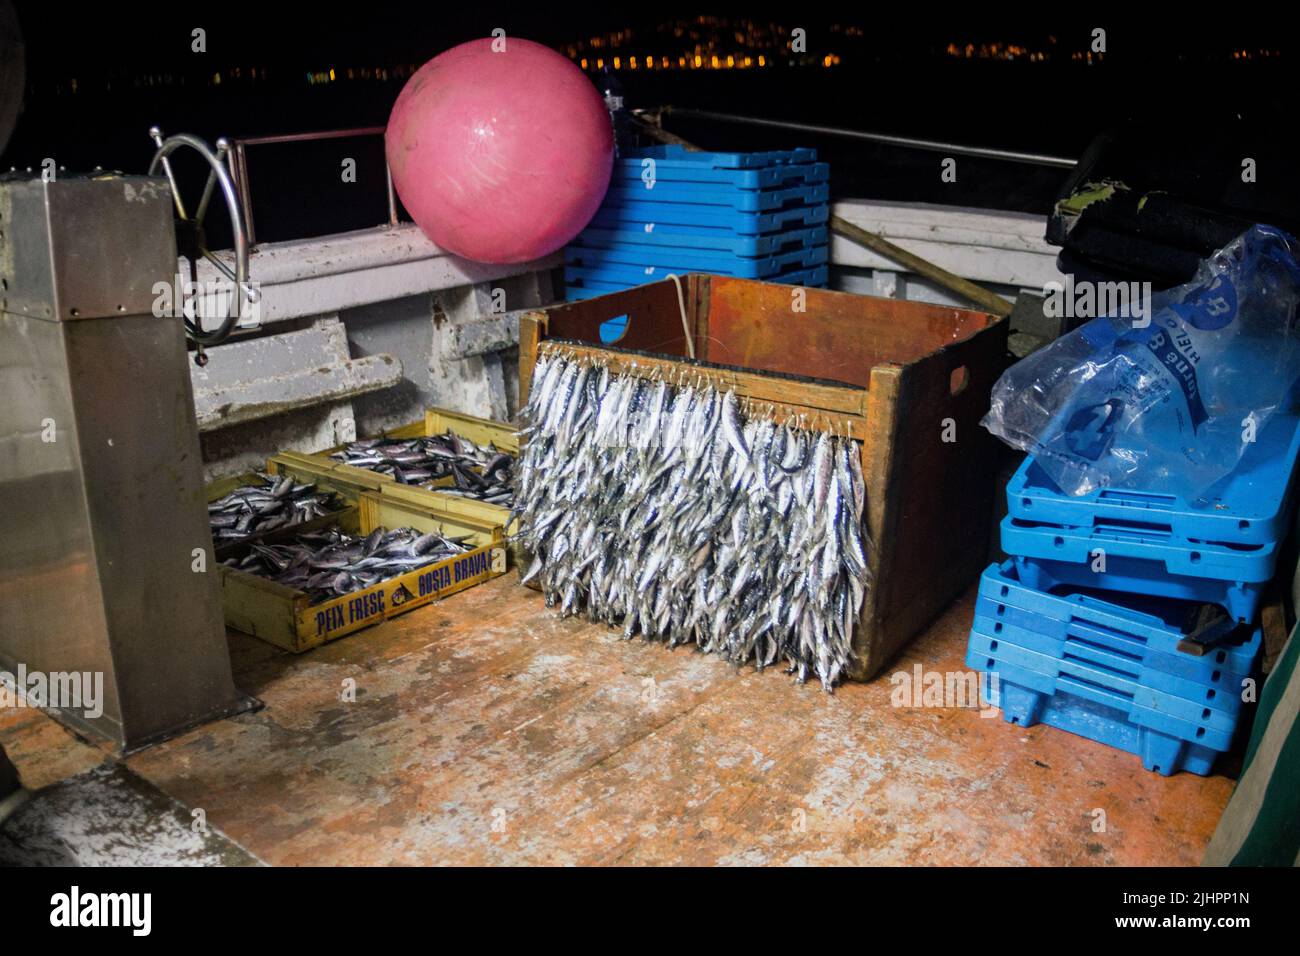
[10,576,1224,867]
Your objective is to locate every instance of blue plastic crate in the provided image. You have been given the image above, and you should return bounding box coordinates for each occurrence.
[972,657,1225,776]
[564,242,828,279]
[564,264,829,297]
[613,149,829,190]
[589,202,829,234]
[1002,516,1273,622]
[968,628,1241,740]
[614,145,819,171]
[613,161,829,190]
[603,180,831,212]
[977,561,1260,687]
[576,224,829,257]
[969,613,1251,721]
[1006,412,1300,547]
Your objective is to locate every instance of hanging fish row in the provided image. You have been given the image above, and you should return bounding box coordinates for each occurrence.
[330,430,515,505]
[512,351,872,689]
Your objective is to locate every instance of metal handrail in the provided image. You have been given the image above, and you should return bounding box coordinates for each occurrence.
[648,107,1078,169]
[228,125,399,246]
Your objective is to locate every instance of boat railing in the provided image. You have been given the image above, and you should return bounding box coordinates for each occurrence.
[227,126,400,246]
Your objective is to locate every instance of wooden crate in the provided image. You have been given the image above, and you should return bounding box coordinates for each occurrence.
[219,491,505,653]
[267,407,522,564]
[519,274,1009,680]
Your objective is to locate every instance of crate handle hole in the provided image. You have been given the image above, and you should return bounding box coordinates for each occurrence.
[599,314,630,344]
[949,365,969,396]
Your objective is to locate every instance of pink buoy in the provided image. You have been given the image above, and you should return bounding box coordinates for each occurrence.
[386,37,613,264]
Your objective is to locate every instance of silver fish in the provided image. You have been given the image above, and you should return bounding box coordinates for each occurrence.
[512,353,872,690]
[330,428,516,507]
[208,473,341,543]
[224,526,471,604]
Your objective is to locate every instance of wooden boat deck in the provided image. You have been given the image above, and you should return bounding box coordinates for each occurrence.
[0,577,1233,865]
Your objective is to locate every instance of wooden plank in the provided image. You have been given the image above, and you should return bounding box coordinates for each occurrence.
[518,312,546,406]
[365,487,503,546]
[217,568,305,651]
[853,315,1010,678]
[537,281,695,357]
[704,274,997,387]
[830,215,1015,318]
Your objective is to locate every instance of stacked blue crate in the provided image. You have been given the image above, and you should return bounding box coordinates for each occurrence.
[967,412,1300,774]
[968,562,1263,775]
[565,146,830,301]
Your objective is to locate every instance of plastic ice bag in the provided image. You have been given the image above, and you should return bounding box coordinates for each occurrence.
[983,225,1300,498]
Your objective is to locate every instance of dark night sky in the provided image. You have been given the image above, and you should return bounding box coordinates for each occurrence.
[7,3,1300,234]
[13,4,1300,75]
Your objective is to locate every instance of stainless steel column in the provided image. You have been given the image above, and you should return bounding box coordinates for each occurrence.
[0,174,249,751]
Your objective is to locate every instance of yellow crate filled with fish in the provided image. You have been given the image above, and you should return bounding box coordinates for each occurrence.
[218,490,506,654]
[267,406,522,562]
[205,471,357,559]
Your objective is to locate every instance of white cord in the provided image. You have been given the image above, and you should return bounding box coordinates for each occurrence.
[666,274,696,359]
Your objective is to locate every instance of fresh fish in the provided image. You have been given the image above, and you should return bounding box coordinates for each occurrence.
[224,526,472,604]
[330,428,516,507]
[512,352,873,690]
[208,473,341,544]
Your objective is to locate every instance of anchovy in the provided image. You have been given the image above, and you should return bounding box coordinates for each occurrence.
[330,428,516,506]
[223,526,472,604]
[512,352,873,690]
[208,473,341,543]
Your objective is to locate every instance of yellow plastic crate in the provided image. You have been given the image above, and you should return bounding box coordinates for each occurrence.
[219,490,505,653]
[267,407,520,562]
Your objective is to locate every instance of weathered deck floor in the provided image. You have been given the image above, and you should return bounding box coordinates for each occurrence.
[1,577,1233,865]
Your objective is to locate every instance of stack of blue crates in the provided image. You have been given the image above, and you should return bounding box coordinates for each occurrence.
[564,145,830,301]
[968,411,1300,775]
